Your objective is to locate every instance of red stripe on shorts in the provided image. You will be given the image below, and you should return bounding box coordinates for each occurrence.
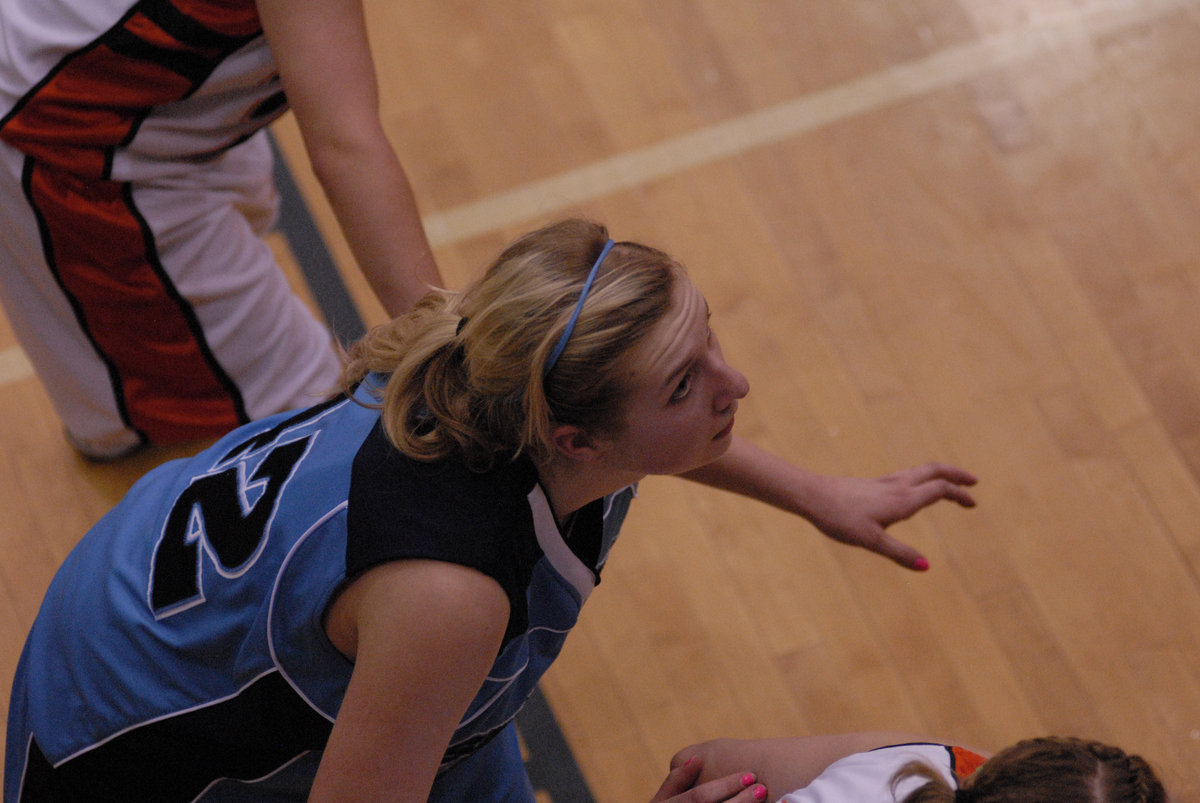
[26,162,247,441]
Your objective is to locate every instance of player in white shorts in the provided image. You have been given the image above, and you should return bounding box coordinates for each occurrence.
[0,0,440,459]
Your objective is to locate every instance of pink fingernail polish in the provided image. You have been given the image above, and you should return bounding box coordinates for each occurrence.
[683,756,695,767]
[753,785,768,801]
[740,772,756,787]
[914,557,930,571]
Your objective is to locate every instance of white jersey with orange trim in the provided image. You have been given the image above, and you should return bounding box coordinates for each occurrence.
[779,743,987,802]
[0,0,285,181]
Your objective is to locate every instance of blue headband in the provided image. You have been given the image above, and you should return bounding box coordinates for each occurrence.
[543,239,615,378]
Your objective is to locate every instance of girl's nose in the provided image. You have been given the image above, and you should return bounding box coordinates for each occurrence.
[713,359,750,412]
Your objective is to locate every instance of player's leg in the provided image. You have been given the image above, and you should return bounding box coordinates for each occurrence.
[130,133,342,435]
[0,134,341,458]
[0,141,148,460]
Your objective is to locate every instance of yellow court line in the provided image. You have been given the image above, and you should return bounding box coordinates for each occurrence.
[0,0,1185,391]
[421,0,1187,247]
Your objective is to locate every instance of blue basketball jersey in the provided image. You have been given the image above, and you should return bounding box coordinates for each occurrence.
[6,380,633,801]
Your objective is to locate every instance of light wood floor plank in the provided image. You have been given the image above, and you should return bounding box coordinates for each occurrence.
[3,0,1199,798]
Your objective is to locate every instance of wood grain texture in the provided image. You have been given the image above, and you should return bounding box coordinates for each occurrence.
[2,0,1199,798]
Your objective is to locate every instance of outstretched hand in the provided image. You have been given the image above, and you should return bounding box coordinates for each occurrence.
[803,462,977,570]
[679,439,977,572]
[650,756,767,803]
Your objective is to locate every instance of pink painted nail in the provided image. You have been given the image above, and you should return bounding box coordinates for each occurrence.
[683,756,696,767]
[914,557,930,571]
[740,772,756,787]
[753,785,768,801]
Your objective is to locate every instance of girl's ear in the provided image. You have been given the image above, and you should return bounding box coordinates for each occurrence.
[550,424,610,462]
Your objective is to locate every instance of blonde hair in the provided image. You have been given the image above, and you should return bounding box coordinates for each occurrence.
[892,737,1166,803]
[341,219,680,471]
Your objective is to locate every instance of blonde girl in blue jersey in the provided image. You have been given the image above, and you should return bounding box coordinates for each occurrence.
[8,220,977,802]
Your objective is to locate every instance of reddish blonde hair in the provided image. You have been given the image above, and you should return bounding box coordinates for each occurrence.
[893,737,1166,803]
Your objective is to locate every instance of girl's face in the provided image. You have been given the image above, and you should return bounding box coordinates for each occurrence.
[598,276,749,478]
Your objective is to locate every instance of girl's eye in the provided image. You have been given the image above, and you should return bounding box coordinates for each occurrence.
[670,373,693,402]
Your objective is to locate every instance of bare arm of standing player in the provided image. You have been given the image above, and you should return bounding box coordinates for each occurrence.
[667,732,992,794]
[679,436,978,571]
[258,0,443,317]
[312,559,510,800]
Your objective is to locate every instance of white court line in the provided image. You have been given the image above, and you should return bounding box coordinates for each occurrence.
[0,0,1186,390]
[421,0,1188,247]
[0,345,33,385]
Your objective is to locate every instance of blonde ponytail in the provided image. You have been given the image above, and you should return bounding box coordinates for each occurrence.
[342,219,679,471]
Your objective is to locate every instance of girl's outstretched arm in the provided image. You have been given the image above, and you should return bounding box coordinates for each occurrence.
[679,436,977,570]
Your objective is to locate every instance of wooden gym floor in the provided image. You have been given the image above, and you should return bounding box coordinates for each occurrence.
[2,0,1200,799]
